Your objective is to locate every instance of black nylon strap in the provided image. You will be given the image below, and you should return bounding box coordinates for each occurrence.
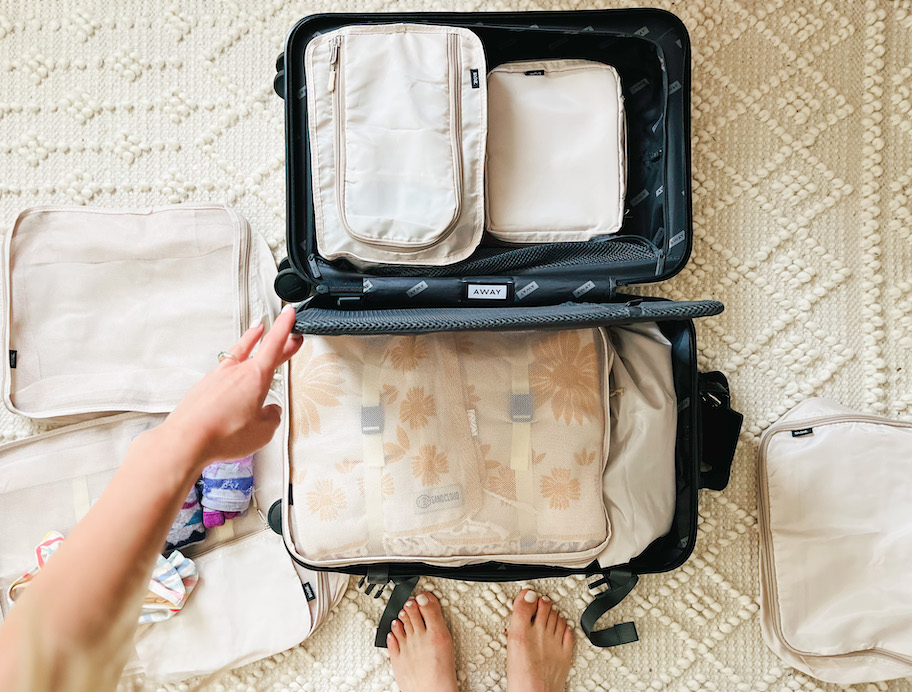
[698,371,743,491]
[581,571,639,648]
[374,576,420,648]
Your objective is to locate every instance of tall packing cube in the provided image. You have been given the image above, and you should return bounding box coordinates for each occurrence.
[271,9,743,648]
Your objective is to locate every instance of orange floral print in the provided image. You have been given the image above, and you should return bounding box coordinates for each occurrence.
[574,449,597,466]
[382,384,399,405]
[540,468,580,510]
[335,459,358,474]
[532,449,547,465]
[529,331,599,425]
[453,334,474,355]
[400,387,436,430]
[485,462,516,500]
[291,340,344,438]
[388,336,428,372]
[306,480,347,521]
[412,445,449,486]
[384,426,411,463]
[383,425,411,464]
[466,384,480,408]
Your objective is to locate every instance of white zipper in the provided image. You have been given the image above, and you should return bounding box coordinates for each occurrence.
[235,211,252,331]
[758,412,912,667]
[329,32,464,252]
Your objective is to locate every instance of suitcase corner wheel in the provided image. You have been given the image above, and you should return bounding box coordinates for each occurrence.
[275,266,310,303]
[274,52,285,99]
[268,499,283,535]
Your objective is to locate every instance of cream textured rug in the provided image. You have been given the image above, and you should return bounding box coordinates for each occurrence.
[1,0,910,690]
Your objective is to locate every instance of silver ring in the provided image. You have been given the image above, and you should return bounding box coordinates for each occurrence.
[217,351,240,364]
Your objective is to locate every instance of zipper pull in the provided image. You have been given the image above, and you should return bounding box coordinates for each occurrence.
[327,37,340,92]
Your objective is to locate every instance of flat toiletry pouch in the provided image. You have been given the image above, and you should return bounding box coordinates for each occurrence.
[285,329,610,568]
[485,59,626,242]
[305,24,487,267]
[759,398,912,684]
[596,323,677,568]
[1,205,280,421]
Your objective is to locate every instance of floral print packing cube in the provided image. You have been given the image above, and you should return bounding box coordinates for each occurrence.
[287,329,612,567]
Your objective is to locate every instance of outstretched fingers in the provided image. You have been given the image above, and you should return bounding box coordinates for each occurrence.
[254,305,299,371]
[221,321,265,365]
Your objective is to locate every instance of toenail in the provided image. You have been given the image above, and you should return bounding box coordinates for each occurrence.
[524,590,538,603]
[542,596,550,602]
[416,594,429,606]
[399,610,406,618]
[405,600,414,607]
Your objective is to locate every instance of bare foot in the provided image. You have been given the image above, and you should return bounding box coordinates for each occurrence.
[506,589,574,692]
[388,591,458,692]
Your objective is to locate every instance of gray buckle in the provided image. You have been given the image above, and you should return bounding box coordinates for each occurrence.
[510,393,534,423]
[361,405,384,434]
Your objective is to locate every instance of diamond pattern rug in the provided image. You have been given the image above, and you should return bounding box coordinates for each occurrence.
[0,0,910,690]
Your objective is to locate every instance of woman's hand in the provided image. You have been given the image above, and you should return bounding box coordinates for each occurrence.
[157,305,303,467]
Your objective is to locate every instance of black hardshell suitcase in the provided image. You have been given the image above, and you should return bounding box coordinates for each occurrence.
[270,8,744,649]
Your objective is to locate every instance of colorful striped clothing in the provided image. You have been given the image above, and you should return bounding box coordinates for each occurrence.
[165,485,206,551]
[200,456,254,527]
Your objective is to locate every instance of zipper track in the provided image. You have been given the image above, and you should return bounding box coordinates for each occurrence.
[758,412,912,667]
[330,32,464,252]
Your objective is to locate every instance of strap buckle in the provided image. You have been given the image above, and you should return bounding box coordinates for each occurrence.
[361,404,384,434]
[581,569,639,648]
[509,393,534,423]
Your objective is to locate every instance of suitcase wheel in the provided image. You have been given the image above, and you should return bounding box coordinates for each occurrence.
[274,267,310,302]
[267,500,283,535]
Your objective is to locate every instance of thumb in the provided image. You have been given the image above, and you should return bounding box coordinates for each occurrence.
[260,403,283,427]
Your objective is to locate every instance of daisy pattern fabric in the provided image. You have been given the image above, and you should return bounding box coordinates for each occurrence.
[287,329,611,567]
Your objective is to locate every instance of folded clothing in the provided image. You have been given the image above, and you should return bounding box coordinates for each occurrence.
[200,456,254,527]
[165,486,206,552]
[287,329,611,567]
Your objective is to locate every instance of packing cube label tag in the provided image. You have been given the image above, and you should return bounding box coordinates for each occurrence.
[302,581,316,602]
[415,484,463,514]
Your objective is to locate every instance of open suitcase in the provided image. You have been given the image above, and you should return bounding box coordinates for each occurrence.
[270,8,743,648]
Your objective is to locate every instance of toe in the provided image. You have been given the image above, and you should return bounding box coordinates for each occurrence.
[535,595,553,627]
[398,608,414,636]
[415,592,447,633]
[387,631,401,656]
[405,597,426,632]
[510,588,539,630]
[545,607,559,635]
[556,617,567,640]
[562,626,574,651]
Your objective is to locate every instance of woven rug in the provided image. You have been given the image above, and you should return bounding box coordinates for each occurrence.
[1,0,910,690]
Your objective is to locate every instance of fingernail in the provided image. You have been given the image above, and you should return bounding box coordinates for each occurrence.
[416,594,429,607]
[542,596,550,602]
[405,600,414,607]
[524,590,538,603]
[281,304,295,315]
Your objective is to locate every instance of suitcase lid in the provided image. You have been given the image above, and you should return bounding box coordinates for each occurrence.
[275,9,721,331]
